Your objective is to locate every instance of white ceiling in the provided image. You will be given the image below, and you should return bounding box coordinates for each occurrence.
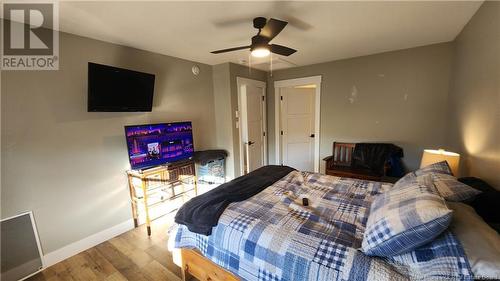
[58,1,482,70]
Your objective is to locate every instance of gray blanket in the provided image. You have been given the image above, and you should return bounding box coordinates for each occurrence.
[174,165,295,235]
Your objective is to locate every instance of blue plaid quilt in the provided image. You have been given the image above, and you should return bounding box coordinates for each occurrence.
[171,171,473,281]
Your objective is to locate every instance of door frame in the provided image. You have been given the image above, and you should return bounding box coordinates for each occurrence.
[274,76,322,172]
[237,77,267,175]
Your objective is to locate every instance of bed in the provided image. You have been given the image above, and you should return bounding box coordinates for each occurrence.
[168,166,487,281]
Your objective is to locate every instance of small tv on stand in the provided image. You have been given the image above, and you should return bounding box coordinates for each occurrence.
[124,122,194,170]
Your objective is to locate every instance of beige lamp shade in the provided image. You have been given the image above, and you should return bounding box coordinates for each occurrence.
[420,149,460,176]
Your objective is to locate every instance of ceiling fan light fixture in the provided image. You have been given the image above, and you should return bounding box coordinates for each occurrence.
[251,47,270,58]
[211,17,296,57]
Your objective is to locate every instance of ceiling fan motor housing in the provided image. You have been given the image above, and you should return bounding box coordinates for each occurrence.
[253,17,267,29]
[251,35,269,50]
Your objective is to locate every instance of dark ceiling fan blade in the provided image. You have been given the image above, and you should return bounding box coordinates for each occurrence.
[270,44,297,56]
[260,18,288,41]
[211,46,251,54]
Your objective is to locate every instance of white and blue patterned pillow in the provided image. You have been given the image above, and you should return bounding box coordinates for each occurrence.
[362,174,453,257]
[396,161,481,202]
[415,160,453,176]
[429,173,481,202]
[396,161,452,183]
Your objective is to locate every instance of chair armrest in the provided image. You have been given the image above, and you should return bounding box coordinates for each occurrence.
[323,156,334,170]
[323,156,333,162]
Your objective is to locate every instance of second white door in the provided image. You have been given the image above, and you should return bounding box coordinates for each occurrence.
[281,87,315,172]
[238,78,266,174]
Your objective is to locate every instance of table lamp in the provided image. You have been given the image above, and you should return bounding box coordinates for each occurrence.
[420,149,460,176]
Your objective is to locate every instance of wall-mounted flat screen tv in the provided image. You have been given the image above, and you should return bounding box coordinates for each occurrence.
[88,62,155,112]
[124,122,194,170]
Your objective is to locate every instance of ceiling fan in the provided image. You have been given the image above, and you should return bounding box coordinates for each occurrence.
[211,17,297,58]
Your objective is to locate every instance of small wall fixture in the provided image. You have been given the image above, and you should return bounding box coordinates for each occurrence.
[420,149,460,176]
[191,65,200,75]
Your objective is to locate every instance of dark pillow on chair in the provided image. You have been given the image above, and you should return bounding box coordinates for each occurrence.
[458,177,500,228]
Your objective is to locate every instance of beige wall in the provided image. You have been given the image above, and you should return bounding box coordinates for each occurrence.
[447,1,500,189]
[1,31,217,253]
[268,43,454,172]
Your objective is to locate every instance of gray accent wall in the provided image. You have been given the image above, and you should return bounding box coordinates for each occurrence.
[447,1,500,189]
[267,43,454,172]
[212,64,235,178]
[1,31,217,253]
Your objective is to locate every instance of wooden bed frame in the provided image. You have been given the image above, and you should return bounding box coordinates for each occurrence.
[180,248,239,281]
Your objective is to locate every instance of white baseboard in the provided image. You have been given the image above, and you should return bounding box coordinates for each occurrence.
[43,219,134,268]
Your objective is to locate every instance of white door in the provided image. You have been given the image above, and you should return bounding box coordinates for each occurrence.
[281,87,315,172]
[238,78,266,174]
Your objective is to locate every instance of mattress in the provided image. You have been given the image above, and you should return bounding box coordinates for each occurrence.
[170,171,473,281]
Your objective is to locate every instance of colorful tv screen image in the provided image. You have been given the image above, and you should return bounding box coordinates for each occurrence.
[124,122,194,170]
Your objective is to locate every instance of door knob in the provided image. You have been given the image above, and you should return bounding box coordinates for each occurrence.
[248,141,255,146]
[309,134,315,138]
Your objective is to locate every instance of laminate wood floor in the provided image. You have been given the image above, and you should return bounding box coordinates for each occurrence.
[27,216,182,281]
